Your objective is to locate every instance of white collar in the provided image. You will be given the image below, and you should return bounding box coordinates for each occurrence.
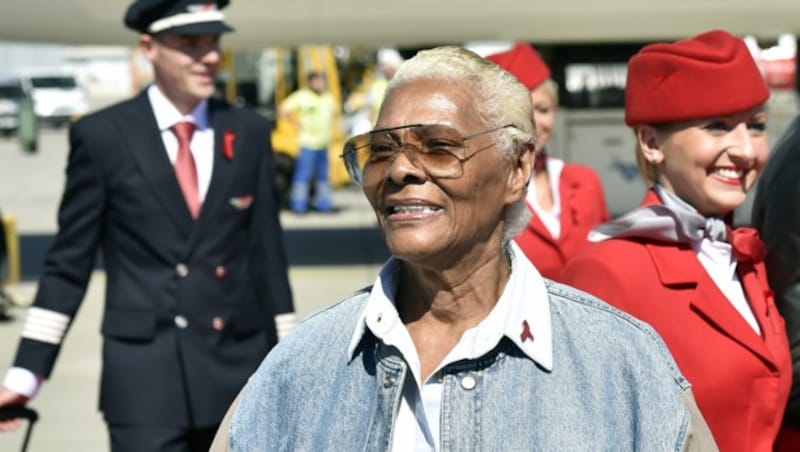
[693,238,738,282]
[147,84,209,132]
[526,156,565,205]
[347,242,553,371]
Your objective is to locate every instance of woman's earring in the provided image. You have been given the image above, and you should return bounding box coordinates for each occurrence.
[648,151,662,165]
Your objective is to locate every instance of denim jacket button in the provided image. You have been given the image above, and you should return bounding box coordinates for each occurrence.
[461,375,476,390]
[383,376,396,388]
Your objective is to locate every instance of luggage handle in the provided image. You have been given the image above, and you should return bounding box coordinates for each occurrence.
[0,405,38,452]
[0,405,38,422]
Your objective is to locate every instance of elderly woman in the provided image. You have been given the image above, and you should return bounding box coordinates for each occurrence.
[562,30,792,452]
[212,46,714,451]
[487,43,609,281]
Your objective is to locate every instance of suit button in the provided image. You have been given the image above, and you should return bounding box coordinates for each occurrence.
[214,266,227,279]
[176,263,189,277]
[212,316,225,331]
[174,315,188,329]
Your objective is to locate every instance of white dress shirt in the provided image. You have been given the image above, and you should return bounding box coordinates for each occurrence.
[693,238,761,335]
[526,157,565,239]
[147,84,214,202]
[348,243,553,451]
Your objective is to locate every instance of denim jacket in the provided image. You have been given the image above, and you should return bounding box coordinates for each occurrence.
[215,277,715,451]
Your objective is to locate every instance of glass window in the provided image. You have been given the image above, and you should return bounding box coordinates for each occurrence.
[30,76,77,89]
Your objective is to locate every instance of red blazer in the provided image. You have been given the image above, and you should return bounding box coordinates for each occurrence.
[562,192,792,452]
[514,163,609,281]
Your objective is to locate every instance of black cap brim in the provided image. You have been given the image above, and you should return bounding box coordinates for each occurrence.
[156,21,234,35]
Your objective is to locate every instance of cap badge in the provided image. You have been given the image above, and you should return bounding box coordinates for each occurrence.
[188,3,218,12]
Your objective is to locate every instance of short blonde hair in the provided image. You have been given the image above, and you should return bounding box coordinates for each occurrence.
[535,79,559,106]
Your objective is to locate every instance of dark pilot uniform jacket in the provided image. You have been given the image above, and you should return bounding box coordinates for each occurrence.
[12,90,294,428]
[752,114,800,448]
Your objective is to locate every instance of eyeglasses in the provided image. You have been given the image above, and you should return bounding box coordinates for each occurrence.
[341,123,516,185]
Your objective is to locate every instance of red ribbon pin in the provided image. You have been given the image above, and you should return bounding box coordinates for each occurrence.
[223,129,235,161]
[520,320,534,343]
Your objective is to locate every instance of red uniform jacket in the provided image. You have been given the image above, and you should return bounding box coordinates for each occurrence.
[514,163,609,281]
[562,192,792,452]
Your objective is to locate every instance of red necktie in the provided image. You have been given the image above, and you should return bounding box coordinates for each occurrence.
[171,121,201,219]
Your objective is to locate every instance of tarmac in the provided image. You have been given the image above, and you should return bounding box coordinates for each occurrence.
[0,127,388,451]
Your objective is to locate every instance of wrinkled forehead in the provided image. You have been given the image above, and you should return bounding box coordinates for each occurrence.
[369,123,464,142]
[377,78,484,131]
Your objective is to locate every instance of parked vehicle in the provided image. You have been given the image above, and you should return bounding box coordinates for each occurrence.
[0,74,24,136]
[19,69,89,127]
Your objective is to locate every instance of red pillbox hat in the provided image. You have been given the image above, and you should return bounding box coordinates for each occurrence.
[486,42,551,90]
[625,30,768,126]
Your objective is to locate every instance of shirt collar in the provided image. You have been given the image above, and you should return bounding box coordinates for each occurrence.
[147,84,209,132]
[526,156,564,211]
[693,238,738,281]
[347,242,553,371]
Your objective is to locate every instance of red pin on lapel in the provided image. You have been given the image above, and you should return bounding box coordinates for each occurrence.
[520,320,534,343]
[223,129,235,161]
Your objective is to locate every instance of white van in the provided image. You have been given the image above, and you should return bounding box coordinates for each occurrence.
[19,69,90,126]
[0,74,24,136]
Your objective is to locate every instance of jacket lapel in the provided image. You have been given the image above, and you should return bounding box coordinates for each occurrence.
[525,168,582,245]
[737,260,787,370]
[648,243,777,366]
[525,202,557,244]
[115,92,193,235]
[556,170,582,244]
[524,171,569,245]
[185,101,236,252]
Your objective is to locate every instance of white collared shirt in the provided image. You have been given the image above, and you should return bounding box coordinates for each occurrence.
[693,239,761,335]
[147,84,214,202]
[347,243,553,451]
[526,157,565,239]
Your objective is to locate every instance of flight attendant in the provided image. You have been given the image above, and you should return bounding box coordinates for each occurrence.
[487,43,609,280]
[562,30,792,452]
